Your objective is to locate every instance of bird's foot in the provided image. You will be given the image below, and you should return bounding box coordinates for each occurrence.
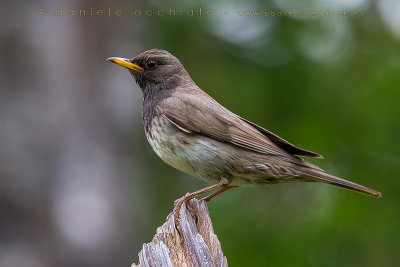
[172,193,194,229]
[170,182,232,229]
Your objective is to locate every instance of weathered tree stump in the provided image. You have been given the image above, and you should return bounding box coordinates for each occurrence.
[132,199,228,267]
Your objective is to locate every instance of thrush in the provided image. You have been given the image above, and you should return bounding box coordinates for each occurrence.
[107,49,381,211]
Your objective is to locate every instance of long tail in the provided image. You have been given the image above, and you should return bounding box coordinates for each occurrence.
[300,169,382,198]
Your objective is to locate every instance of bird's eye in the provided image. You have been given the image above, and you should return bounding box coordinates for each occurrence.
[145,60,157,69]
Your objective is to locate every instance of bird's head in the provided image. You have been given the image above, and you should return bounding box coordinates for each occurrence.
[108,49,191,92]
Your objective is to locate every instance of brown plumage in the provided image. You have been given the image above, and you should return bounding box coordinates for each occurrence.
[107,49,382,205]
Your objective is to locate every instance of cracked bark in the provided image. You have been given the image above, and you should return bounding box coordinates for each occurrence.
[132,199,228,267]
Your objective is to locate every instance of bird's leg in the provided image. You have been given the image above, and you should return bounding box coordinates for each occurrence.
[173,182,226,226]
[201,186,237,202]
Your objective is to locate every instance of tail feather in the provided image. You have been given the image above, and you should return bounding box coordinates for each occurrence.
[300,169,382,198]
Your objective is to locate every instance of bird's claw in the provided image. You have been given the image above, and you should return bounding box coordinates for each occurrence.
[172,193,193,229]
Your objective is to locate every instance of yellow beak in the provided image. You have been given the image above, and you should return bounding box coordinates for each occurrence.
[107,57,144,71]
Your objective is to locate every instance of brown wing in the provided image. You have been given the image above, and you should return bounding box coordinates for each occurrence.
[239,117,323,158]
[159,92,321,162]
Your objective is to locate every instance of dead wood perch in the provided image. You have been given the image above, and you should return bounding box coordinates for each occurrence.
[132,199,228,267]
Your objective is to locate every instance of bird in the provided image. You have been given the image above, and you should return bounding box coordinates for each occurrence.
[107,49,382,212]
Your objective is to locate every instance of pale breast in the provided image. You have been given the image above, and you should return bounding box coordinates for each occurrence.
[144,114,233,183]
[145,115,198,177]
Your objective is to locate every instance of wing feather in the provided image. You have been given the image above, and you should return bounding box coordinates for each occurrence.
[159,92,325,171]
[239,117,323,158]
[159,93,294,159]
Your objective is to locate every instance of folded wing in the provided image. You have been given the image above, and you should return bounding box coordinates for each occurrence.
[159,92,322,165]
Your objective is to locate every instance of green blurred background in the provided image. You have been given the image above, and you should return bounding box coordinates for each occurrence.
[1,0,399,266]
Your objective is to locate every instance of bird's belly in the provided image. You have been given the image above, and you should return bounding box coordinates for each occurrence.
[145,116,230,183]
[147,135,197,177]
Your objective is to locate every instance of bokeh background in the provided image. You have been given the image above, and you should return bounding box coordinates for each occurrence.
[1,0,399,266]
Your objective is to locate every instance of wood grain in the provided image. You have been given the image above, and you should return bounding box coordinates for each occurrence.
[132,199,228,267]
